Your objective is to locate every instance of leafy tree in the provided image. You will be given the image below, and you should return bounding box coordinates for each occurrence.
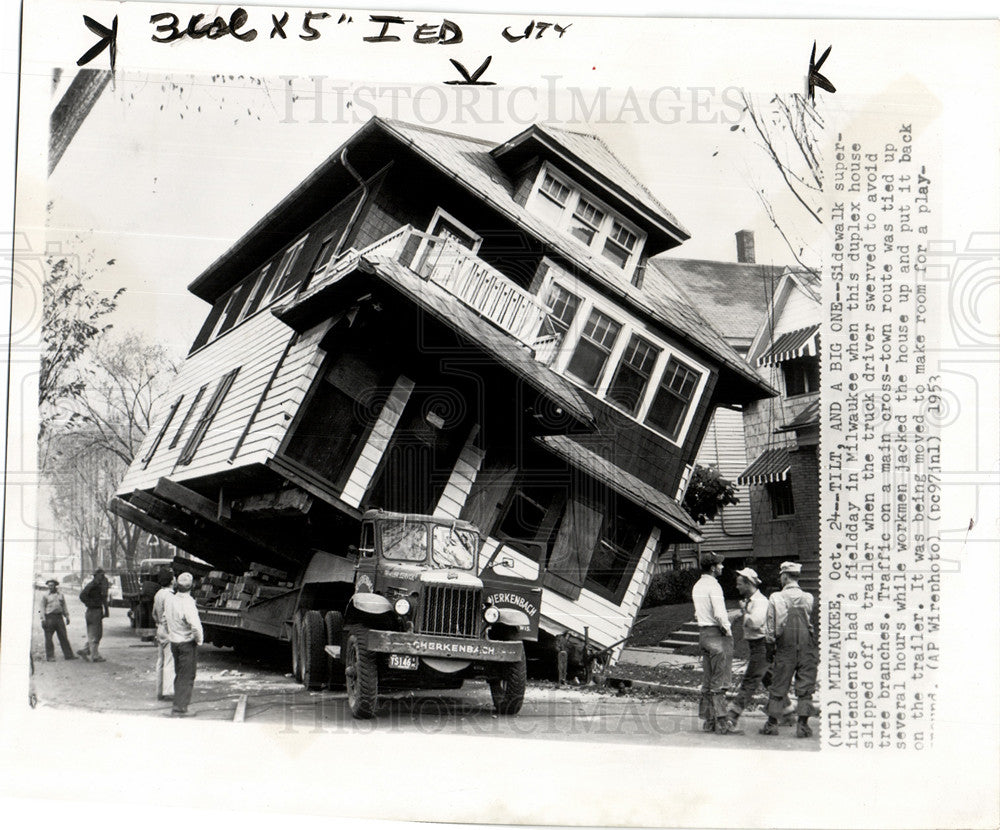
[682,463,739,526]
[40,243,124,449]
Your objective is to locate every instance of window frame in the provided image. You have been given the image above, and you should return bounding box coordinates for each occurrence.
[582,501,652,604]
[177,368,240,466]
[539,260,709,447]
[168,384,207,450]
[260,235,309,306]
[525,162,647,279]
[141,395,184,468]
[766,479,796,518]
[564,307,623,390]
[780,354,820,398]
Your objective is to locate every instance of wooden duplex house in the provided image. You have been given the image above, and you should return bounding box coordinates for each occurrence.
[113,118,774,666]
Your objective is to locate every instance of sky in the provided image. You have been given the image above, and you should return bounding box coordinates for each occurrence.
[44,68,821,355]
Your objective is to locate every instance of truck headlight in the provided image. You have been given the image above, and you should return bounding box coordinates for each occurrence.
[394,598,411,616]
[484,606,500,624]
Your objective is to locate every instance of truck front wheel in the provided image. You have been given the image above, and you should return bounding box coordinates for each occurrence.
[324,611,345,690]
[290,611,303,682]
[489,654,526,716]
[345,632,378,719]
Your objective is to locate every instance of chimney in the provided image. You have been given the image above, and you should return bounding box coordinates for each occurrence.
[735,229,755,264]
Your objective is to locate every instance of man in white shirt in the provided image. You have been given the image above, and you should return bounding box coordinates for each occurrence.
[151,570,176,701]
[723,567,769,733]
[760,561,818,738]
[691,552,734,733]
[163,572,204,717]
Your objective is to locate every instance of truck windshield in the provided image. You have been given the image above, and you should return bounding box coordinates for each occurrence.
[431,525,478,570]
[381,520,428,562]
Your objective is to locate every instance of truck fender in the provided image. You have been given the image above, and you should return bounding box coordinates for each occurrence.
[497,608,530,628]
[349,592,392,615]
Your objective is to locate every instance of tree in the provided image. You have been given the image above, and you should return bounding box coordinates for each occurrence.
[45,330,178,571]
[40,243,124,451]
[734,91,824,276]
[682,464,739,526]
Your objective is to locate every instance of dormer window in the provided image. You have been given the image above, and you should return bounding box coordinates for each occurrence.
[527,163,646,279]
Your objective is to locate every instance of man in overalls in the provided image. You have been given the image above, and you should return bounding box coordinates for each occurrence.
[761,561,818,738]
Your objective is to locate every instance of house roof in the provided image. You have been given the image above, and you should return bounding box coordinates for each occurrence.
[276,251,596,430]
[491,123,690,240]
[375,119,773,400]
[646,258,797,347]
[737,447,791,485]
[535,434,703,543]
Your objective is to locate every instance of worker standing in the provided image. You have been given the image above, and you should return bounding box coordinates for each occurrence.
[760,561,818,737]
[77,568,110,662]
[40,579,76,661]
[163,572,203,717]
[692,552,734,734]
[151,570,176,701]
[722,568,768,733]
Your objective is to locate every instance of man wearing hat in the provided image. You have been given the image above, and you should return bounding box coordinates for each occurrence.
[39,579,76,661]
[692,552,734,733]
[162,572,204,717]
[761,561,818,737]
[77,568,110,662]
[722,567,769,733]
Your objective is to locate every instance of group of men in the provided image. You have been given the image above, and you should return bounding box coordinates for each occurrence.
[39,569,110,663]
[693,552,818,738]
[39,566,204,718]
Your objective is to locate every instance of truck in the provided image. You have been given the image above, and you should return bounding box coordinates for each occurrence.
[192,509,542,719]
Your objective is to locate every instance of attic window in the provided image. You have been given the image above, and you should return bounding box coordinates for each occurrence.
[526,163,646,278]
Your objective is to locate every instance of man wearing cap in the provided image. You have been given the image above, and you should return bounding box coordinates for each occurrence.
[39,579,76,661]
[761,561,818,738]
[692,552,734,733]
[722,567,769,733]
[163,572,203,717]
[77,568,110,662]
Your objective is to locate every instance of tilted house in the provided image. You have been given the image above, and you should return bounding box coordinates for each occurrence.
[114,118,774,664]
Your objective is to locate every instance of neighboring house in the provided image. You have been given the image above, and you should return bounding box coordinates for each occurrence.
[737,269,821,592]
[646,235,795,571]
[112,118,774,665]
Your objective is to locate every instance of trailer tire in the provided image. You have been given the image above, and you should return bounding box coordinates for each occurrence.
[488,653,526,716]
[324,611,346,689]
[345,631,378,719]
[300,610,328,690]
[290,611,303,682]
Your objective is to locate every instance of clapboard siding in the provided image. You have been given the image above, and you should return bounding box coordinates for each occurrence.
[341,376,415,508]
[117,308,324,494]
[691,406,753,551]
[611,525,661,663]
[433,429,485,520]
[774,285,817,335]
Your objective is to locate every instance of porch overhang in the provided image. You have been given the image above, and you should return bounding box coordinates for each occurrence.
[534,434,703,543]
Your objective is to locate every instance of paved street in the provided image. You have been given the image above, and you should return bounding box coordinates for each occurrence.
[30,604,817,749]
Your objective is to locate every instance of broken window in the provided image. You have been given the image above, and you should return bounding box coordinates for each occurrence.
[584,497,647,601]
[495,484,566,563]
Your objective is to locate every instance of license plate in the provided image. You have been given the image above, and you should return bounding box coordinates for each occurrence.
[388,653,418,670]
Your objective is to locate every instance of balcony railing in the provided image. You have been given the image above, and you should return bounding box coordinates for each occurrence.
[340,226,557,356]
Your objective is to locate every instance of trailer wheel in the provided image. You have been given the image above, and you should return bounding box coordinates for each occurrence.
[324,611,345,689]
[488,653,526,716]
[290,611,303,682]
[345,631,378,719]
[299,610,328,690]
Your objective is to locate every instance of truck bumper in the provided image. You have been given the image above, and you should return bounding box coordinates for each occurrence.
[363,630,524,663]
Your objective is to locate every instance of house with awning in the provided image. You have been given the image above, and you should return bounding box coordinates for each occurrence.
[737,269,821,591]
[113,117,775,667]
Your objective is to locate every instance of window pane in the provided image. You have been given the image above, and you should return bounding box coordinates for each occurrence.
[545,283,580,334]
[240,264,273,321]
[567,310,621,388]
[607,335,660,415]
[569,198,605,245]
[540,174,570,204]
[601,239,631,269]
[645,357,700,440]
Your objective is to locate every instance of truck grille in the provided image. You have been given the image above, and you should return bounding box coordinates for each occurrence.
[420,584,482,639]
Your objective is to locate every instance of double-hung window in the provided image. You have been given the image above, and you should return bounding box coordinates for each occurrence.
[566,309,621,389]
[544,283,581,338]
[568,198,605,246]
[602,221,638,269]
[644,356,701,441]
[607,334,660,416]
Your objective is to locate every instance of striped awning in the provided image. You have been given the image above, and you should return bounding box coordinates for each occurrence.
[737,447,791,485]
[757,324,820,367]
